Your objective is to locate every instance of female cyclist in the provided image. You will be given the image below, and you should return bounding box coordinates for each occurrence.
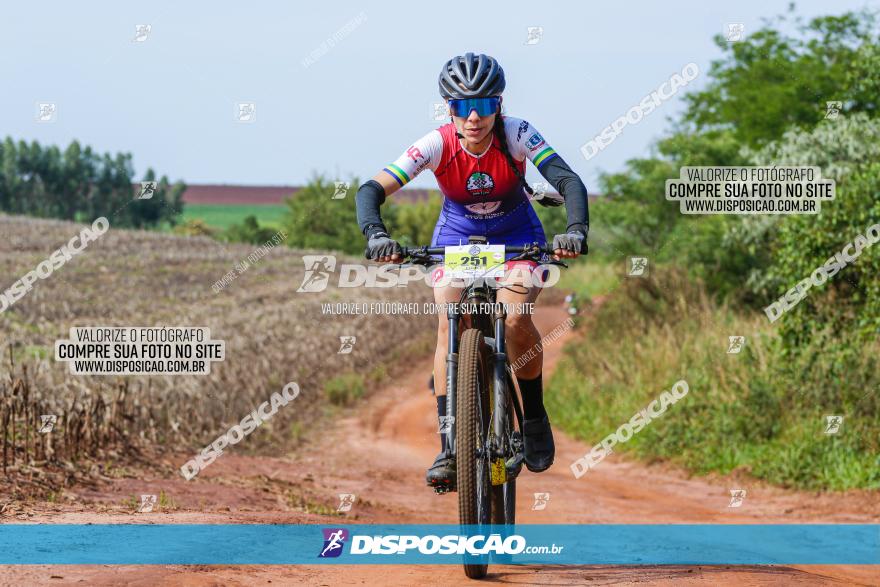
[355,52,589,490]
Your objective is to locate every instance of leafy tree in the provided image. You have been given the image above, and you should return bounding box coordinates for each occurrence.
[281,174,373,255]
[683,8,878,148]
[597,128,747,254]
[847,40,880,109]
[0,137,184,228]
[126,169,186,229]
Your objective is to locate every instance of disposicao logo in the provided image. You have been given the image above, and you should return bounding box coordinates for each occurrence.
[319,528,349,558]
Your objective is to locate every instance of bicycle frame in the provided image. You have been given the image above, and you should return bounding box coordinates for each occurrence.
[399,240,564,489]
[397,239,568,577]
[443,279,522,474]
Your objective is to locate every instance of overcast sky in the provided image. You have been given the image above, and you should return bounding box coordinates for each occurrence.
[2,0,876,191]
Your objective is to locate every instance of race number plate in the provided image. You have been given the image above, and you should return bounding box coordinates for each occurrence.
[444,244,505,278]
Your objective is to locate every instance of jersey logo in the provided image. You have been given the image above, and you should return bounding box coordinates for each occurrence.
[516,121,529,141]
[413,158,430,175]
[465,201,502,215]
[406,146,423,162]
[526,133,545,151]
[466,172,495,197]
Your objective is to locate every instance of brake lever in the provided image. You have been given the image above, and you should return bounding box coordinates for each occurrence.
[509,251,569,269]
[406,252,439,267]
[510,245,569,267]
[508,246,542,263]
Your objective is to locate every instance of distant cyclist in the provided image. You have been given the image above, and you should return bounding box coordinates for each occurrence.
[356,52,589,490]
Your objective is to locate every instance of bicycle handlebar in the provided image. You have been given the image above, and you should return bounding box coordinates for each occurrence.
[399,243,566,267]
[400,243,554,257]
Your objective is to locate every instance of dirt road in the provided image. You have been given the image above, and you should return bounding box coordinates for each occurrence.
[1,305,877,586]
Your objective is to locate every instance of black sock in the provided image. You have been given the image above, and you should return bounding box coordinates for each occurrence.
[436,395,447,452]
[517,374,547,420]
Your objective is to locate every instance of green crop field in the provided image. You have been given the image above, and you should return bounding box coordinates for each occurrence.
[181,203,288,230]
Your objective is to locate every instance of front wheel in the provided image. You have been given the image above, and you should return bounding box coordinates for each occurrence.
[456,328,491,579]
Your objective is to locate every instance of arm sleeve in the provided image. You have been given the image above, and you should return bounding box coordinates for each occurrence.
[539,157,590,236]
[380,129,443,188]
[355,179,388,238]
[507,118,589,235]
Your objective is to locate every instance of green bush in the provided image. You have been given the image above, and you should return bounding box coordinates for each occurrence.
[174,218,216,238]
[324,373,365,406]
[222,215,279,244]
[657,215,779,305]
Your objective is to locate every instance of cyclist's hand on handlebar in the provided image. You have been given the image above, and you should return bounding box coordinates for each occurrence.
[365,232,403,263]
[552,231,587,260]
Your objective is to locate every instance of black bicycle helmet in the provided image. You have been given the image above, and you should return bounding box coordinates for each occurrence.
[438,52,506,99]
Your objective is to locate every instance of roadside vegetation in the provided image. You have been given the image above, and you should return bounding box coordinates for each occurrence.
[548,8,880,490]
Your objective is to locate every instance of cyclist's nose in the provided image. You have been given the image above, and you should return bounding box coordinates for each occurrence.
[467,110,481,123]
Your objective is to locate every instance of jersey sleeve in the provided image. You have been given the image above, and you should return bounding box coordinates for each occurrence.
[382,130,443,188]
[505,117,560,171]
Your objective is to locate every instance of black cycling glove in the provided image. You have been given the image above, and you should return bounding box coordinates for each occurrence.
[552,231,588,255]
[364,231,402,260]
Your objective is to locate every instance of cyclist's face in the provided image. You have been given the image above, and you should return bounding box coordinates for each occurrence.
[452,108,496,146]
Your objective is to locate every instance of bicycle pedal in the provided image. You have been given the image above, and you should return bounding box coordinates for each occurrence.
[428,478,456,494]
[506,453,524,479]
[431,482,455,494]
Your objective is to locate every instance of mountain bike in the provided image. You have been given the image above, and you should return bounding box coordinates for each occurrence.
[402,237,566,579]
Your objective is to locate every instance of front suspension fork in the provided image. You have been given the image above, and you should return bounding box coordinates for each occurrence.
[445,304,459,455]
[491,307,508,457]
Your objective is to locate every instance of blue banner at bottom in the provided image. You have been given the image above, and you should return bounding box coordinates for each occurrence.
[0,524,877,565]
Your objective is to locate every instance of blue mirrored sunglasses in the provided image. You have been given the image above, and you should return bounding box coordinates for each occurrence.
[448,96,501,117]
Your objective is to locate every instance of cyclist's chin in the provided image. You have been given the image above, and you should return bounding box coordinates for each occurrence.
[461,128,491,146]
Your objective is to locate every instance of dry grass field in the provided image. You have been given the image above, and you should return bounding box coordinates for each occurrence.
[0,214,435,500]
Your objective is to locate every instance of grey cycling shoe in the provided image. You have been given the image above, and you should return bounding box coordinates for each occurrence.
[426,450,456,489]
[523,416,555,472]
